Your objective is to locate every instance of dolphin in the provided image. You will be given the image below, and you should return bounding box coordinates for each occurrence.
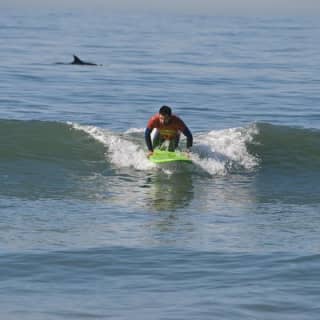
[71,55,98,66]
[55,55,100,66]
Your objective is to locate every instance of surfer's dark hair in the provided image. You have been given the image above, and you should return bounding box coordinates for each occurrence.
[159,105,172,116]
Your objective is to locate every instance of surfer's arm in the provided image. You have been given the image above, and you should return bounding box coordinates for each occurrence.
[182,126,193,149]
[145,127,153,152]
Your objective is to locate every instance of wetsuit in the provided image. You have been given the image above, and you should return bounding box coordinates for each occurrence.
[145,114,193,152]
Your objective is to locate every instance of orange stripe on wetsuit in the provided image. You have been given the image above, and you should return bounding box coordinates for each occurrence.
[147,114,186,140]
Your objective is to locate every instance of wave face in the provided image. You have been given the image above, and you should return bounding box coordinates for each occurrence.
[247,123,320,205]
[0,120,109,200]
[2,119,320,174]
[249,123,320,172]
[1,119,319,201]
[0,119,106,163]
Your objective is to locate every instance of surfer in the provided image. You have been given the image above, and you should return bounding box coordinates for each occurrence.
[145,105,193,158]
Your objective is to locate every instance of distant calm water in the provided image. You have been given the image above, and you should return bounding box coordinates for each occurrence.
[1,9,320,319]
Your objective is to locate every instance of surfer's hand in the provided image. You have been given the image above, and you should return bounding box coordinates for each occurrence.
[147,151,153,158]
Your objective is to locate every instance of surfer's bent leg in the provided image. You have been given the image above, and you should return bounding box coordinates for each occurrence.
[151,129,162,149]
[168,134,180,151]
[151,130,180,151]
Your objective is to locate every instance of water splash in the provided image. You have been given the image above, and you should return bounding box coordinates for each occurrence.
[71,123,154,171]
[72,123,258,176]
[191,124,259,175]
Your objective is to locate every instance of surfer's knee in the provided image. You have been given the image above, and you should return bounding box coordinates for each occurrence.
[169,134,180,151]
[151,129,160,148]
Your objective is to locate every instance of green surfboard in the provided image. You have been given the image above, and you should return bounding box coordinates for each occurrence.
[149,149,192,164]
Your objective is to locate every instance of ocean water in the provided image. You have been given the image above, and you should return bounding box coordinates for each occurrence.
[1,9,320,319]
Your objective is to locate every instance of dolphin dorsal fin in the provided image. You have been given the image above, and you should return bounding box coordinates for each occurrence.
[72,55,83,64]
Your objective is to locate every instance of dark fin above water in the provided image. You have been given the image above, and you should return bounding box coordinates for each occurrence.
[71,55,98,66]
[55,55,101,66]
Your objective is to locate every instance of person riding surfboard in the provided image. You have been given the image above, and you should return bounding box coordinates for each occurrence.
[145,105,193,158]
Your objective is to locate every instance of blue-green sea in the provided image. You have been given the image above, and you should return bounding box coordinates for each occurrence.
[1,9,320,319]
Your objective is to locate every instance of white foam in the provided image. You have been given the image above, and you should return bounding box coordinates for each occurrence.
[190,124,259,175]
[70,123,154,171]
[69,122,258,175]
[124,128,144,134]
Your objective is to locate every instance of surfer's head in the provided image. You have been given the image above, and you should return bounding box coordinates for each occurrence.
[159,105,172,125]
